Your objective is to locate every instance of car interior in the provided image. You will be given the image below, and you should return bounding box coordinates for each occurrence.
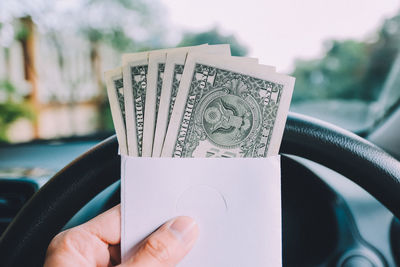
[0,1,400,266]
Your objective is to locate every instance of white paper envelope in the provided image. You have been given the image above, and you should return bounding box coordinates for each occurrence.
[121,156,282,266]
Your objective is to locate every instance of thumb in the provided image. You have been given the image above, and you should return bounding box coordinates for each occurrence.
[120,216,199,267]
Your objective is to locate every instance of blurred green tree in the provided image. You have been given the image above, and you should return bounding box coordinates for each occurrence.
[292,13,400,103]
[178,28,248,57]
[292,40,369,102]
[0,0,167,135]
[75,0,167,131]
[76,0,168,131]
[361,13,400,100]
[0,80,33,142]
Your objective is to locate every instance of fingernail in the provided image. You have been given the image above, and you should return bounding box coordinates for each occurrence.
[168,216,198,245]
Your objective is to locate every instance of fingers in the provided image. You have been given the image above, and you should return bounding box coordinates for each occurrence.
[44,205,122,267]
[81,204,121,245]
[45,206,198,267]
[121,216,199,267]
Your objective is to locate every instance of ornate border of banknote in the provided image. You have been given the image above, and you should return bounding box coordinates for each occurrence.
[105,44,295,158]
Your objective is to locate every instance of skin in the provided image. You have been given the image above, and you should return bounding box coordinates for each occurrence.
[44,205,199,267]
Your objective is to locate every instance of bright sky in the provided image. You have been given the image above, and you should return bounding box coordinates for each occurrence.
[160,0,400,72]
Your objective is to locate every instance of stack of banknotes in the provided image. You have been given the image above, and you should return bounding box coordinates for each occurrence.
[105,44,295,158]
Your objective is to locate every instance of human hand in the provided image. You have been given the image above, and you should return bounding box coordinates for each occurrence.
[44,205,199,267]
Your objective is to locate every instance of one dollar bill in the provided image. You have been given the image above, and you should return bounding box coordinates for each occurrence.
[122,52,148,156]
[104,67,128,155]
[162,54,295,158]
[142,51,166,157]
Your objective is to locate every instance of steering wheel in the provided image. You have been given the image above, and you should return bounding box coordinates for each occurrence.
[0,112,400,266]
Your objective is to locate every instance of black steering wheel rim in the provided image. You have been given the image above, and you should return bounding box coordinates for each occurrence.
[1,112,400,266]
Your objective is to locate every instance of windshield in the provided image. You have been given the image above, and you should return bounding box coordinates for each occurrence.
[0,0,399,143]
